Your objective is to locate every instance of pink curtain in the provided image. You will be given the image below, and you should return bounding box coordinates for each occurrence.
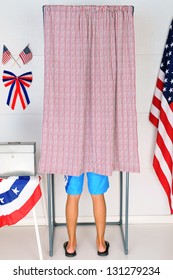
[39,5,140,176]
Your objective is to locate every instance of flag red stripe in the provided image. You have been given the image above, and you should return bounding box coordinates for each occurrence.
[169,102,173,113]
[156,132,172,173]
[156,78,164,91]
[160,107,173,144]
[152,95,161,110]
[153,155,173,214]
[149,112,159,127]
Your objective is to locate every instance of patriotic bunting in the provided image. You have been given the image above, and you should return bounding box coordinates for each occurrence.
[149,20,173,214]
[0,176,42,227]
[2,70,32,110]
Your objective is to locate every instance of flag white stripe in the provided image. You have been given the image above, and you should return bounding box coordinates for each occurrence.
[161,95,173,127]
[154,144,172,186]
[158,120,173,157]
[158,68,165,82]
[0,177,17,193]
[154,87,162,101]
[150,105,160,120]
[150,87,163,120]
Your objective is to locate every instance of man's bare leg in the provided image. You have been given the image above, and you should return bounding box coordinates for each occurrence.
[65,194,80,253]
[91,194,107,252]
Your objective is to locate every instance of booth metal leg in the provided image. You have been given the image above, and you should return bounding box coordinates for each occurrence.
[47,172,130,256]
[119,171,123,225]
[119,172,129,255]
[125,172,129,255]
[47,173,55,257]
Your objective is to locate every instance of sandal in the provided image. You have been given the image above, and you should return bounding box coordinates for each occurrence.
[97,241,110,256]
[63,241,77,257]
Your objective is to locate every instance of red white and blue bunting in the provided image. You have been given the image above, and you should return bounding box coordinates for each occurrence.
[0,176,41,227]
[2,70,32,110]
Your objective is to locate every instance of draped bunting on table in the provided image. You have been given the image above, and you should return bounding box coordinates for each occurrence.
[0,176,41,227]
[39,5,140,176]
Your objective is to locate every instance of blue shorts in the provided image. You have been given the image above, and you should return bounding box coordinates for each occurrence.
[64,172,109,195]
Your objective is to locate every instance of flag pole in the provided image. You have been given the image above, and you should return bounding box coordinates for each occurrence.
[11,54,21,68]
[11,57,20,68]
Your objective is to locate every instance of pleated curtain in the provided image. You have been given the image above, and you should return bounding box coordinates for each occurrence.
[38,5,140,176]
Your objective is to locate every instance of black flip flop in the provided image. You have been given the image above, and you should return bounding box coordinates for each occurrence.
[97,241,110,256]
[63,241,77,257]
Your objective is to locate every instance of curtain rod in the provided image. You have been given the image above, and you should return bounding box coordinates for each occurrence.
[132,5,134,14]
[42,5,135,14]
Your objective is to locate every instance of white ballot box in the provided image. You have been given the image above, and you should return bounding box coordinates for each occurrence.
[0,142,36,177]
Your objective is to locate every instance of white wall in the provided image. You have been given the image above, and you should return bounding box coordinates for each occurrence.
[0,0,173,225]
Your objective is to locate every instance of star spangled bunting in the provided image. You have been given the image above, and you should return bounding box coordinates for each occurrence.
[149,20,173,214]
[0,176,41,227]
[19,45,33,65]
[2,45,12,64]
[2,70,32,110]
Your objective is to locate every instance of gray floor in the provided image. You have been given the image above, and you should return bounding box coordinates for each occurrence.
[0,224,173,260]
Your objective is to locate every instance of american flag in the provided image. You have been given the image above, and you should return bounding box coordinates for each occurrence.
[0,176,41,227]
[149,20,173,214]
[19,45,33,64]
[2,45,12,64]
